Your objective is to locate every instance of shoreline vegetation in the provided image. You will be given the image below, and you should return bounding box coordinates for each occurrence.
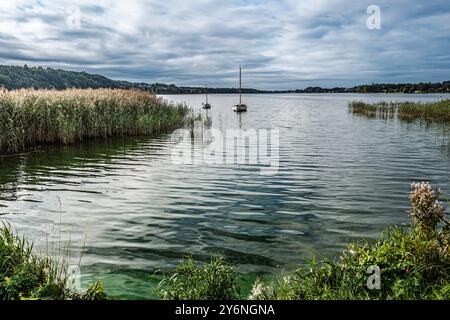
[349,99,450,122]
[0,223,107,300]
[1,182,449,300]
[0,88,190,155]
[158,182,450,300]
[1,65,450,94]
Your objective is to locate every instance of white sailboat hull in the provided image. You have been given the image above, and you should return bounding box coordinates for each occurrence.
[232,104,247,112]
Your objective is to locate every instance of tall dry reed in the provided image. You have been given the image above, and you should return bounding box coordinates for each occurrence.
[0,89,189,154]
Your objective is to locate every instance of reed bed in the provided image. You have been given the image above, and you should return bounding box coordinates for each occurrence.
[0,88,189,154]
[348,99,450,122]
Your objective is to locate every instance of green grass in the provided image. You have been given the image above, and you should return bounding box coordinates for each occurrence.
[348,99,450,122]
[158,256,239,300]
[0,88,189,154]
[0,222,106,300]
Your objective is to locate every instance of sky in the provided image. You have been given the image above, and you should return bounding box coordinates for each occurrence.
[0,0,449,90]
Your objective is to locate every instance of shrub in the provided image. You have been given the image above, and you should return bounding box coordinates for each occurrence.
[0,223,107,300]
[158,256,239,300]
[410,182,446,235]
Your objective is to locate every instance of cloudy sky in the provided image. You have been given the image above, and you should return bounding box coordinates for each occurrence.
[0,0,449,89]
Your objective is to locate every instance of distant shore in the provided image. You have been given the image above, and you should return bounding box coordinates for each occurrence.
[1,65,449,95]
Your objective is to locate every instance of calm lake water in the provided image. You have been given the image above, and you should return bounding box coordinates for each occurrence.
[1,93,449,299]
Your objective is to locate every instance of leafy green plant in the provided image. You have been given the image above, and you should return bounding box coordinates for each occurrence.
[158,256,239,300]
[0,222,107,300]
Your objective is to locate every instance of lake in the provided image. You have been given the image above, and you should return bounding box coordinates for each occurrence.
[1,93,449,299]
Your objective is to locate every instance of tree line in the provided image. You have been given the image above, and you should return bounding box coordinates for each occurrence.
[1,65,449,94]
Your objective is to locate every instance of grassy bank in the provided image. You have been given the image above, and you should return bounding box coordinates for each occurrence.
[0,223,106,300]
[158,182,450,300]
[0,89,189,154]
[348,99,450,122]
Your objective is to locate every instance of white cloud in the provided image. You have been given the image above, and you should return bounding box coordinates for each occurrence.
[0,0,449,89]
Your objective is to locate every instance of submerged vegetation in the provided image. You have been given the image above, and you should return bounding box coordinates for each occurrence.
[349,99,450,122]
[0,88,189,154]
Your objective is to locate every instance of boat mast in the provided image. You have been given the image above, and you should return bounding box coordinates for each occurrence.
[239,65,242,105]
[206,84,208,104]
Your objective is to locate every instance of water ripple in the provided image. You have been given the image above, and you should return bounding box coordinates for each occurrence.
[0,93,449,298]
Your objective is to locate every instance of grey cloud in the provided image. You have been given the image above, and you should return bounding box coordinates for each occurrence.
[0,0,448,89]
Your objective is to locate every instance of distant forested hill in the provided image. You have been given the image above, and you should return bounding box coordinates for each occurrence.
[1,65,449,94]
[0,65,134,90]
[0,65,261,93]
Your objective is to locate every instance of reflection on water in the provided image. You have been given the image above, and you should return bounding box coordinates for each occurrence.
[0,93,449,299]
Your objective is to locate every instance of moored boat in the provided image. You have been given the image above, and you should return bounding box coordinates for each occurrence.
[232,104,247,112]
[202,84,211,109]
[232,66,248,112]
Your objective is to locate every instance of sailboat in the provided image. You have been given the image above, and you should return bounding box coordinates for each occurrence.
[232,66,248,112]
[202,84,211,109]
